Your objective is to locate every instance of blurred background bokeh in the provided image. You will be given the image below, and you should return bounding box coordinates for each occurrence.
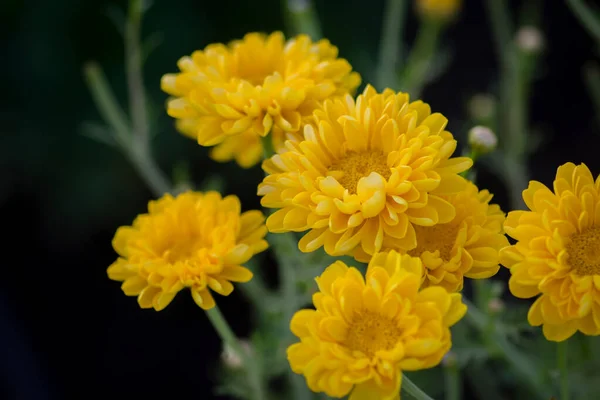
[1,0,597,398]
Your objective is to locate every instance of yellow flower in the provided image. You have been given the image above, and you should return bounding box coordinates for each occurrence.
[161,32,361,168]
[287,251,466,399]
[107,191,268,311]
[258,85,472,262]
[501,162,600,341]
[416,0,462,20]
[406,181,508,292]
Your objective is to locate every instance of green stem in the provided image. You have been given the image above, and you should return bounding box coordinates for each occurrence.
[402,374,434,400]
[206,306,266,400]
[270,233,312,400]
[584,63,600,128]
[483,0,513,66]
[401,18,442,98]
[282,0,322,40]
[558,341,569,400]
[444,358,461,400]
[83,62,172,196]
[375,0,407,90]
[129,145,173,196]
[566,0,600,43]
[125,0,149,145]
[463,298,548,399]
[261,134,275,160]
[124,0,172,196]
[83,63,131,148]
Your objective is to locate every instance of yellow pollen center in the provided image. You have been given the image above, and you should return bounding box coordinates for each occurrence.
[328,151,391,193]
[566,227,600,276]
[344,311,401,357]
[409,224,459,262]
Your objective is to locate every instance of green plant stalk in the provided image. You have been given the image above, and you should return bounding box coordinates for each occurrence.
[260,137,310,399]
[375,0,407,90]
[123,0,172,197]
[125,0,149,146]
[206,306,266,400]
[484,0,513,66]
[566,0,600,43]
[558,341,569,400]
[270,233,313,400]
[444,360,461,400]
[401,18,442,98]
[402,374,435,400]
[484,0,534,210]
[282,0,322,40]
[584,63,600,128]
[83,63,131,149]
[83,63,172,196]
[461,149,481,182]
[464,298,548,399]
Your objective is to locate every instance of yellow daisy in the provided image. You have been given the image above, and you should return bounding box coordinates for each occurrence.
[107,191,268,311]
[406,181,508,292]
[258,85,472,262]
[287,251,466,399]
[161,32,361,168]
[501,162,600,341]
[416,0,462,20]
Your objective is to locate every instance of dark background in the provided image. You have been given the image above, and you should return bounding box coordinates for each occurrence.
[1,0,597,399]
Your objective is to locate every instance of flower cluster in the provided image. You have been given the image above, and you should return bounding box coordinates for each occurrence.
[258,85,475,262]
[104,26,595,400]
[161,32,360,168]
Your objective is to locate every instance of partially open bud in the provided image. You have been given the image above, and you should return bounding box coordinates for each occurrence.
[416,0,462,21]
[468,94,496,121]
[468,126,497,154]
[515,26,544,54]
[221,340,252,369]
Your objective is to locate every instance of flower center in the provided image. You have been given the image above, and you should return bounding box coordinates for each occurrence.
[566,227,600,276]
[162,236,205,264]
[328,151,391,193]
[344,311,401,357]
[408,224,459,262]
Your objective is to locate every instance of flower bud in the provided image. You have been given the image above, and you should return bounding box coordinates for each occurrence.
[416,0,462,20]
[516,26,544,54]
[221,340,252,369]
[468,126,497,154]
[442,351,458,367]
[487,298,505,314]
[468,94,496,121]
[288,0,310,13]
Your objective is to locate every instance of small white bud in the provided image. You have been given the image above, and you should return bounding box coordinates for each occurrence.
[468,94,496,121]
[288,0,310,13]
[221,340,252,369]
[442,351,458,367]
[487,298,505,314]
[468,126,497,154]
[516,26,544,53]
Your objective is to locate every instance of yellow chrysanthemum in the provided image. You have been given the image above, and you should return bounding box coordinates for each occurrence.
[404,181,508,292]
[501,162,600,341]
[107,191,268,311]
[258,85,472,262]
[287,251,466,399]
[416,0,462,19]
[161,32,361,168]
